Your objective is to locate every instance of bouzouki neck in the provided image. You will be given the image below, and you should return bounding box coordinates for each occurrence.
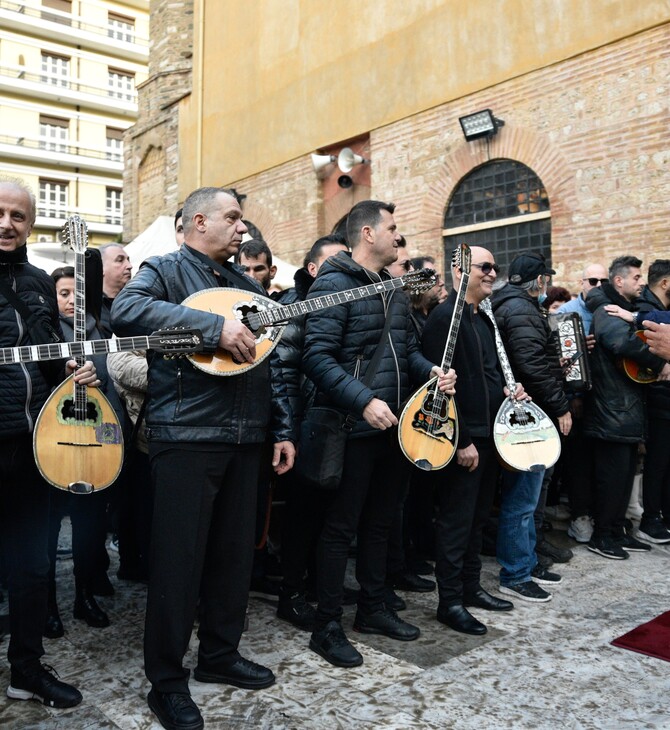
[479,298,518,394]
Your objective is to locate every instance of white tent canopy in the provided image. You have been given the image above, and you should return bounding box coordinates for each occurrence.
[26,242,74,275]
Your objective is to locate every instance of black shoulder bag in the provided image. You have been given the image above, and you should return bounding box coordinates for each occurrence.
[294,297,394,490]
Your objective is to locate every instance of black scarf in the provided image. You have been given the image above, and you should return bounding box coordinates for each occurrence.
[601,282,637,311]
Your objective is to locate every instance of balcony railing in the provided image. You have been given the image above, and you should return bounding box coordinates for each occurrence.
[36,208,123,226]
[0,65,137,104]
[0,133,123,162]
[0,0,148,48]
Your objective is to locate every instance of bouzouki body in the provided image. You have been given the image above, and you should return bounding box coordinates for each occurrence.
[479,298,561,472]
[622,330,657,384]
[33,215,124,493]
[397,244,471,471]
[183,269,439,376]
[34,375,123,492]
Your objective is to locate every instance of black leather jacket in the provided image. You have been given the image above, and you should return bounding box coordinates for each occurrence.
[111,245,294,445]
[491,284,569,418]
[583,284,666,442]
[0,246,65,439]
[422,291,505,448]
[302,251,435,438]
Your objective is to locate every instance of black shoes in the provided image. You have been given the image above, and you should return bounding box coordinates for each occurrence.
[535,538,573,564]
[463,588,513,612]
[637,517,670,544]
[353,608,420,641]
[7,663,82,708]
[531,564,563,585]
[310,620,363,667]
[587,535,629,560]
[194,657,275,690]
[147,688,204,730]
[74,587,110,628]
[389,571,436,593]
[384,586,407,612]
[436,604,487,635]
[616,533,651,553]
[499,581,552,603]
[276,588,316,631]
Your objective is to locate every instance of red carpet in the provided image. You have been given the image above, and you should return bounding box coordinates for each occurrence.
[611,610,670,662]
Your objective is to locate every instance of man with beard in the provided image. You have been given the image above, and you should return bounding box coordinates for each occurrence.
[236,239,277,292]
[584,256,670,560]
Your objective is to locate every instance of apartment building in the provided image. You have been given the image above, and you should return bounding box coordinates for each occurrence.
[0,0,148,247]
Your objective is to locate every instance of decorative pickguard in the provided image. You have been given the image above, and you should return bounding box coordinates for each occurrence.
[57,394,101,426]
[232,297,282,344]
[410,394,456,443]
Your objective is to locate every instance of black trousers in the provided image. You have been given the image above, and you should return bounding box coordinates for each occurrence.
[592,439,637,538]
[434,438,499,606]
[643,417,670,519]
[562,414,595,519]
[144,442,261,694]
[0,434,50,671]
[315,433,408,628]
[117,448,153,578]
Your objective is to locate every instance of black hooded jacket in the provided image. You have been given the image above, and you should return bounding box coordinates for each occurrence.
[490,283,569,419]
[583,283,666,442]
[302,251,435,438]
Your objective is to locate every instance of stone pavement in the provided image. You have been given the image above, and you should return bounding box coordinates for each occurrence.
[0,518,668,729]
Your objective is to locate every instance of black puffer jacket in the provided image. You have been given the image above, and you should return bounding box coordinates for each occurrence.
[583,284,666,442]
[423,291,505,448]
[0,246,65,438]
[271,267,316,424]
[302,251,435,438]
[111,244,294,445]
[491,283,569,418]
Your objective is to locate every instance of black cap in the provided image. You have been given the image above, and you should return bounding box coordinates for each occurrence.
[508,253,556,285]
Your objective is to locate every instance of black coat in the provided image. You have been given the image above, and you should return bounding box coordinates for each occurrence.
[491,284,569,419]
[637,286,670,422]
[0,246,65,439]
[583,284,666,442]
[302,251,435,438]
[111,244,294,445]
[422,291,505,448]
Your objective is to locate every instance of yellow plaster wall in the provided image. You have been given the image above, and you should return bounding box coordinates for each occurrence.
[182,0,670,187]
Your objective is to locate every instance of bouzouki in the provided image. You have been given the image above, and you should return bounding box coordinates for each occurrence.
[397,244,471,471]
[183,269,438,376]
[479,298,561,472]
[621,330,657,384]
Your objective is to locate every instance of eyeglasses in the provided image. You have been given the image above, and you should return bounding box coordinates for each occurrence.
[583,278,608,287]
[471,262,500,275]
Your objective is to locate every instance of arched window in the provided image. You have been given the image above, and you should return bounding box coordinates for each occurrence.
[443,160,551,283]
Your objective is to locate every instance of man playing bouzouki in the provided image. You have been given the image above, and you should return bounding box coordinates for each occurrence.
[302,200,456,669]
[0,179,98,711]
[422,246,528,634]
[112,187,295,730]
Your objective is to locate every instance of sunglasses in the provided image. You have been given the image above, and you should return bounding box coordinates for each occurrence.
[471,262,500,275]
[583,278,608,287]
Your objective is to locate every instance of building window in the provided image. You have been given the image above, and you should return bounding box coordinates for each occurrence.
[41,0,72,25]
[108,12,135,43]
[39,179,68,219]
[106,127,124,162]
[443,159,551,282]
[39,115,69,153]
[41,52,70,88]
[108,68,135,101]
[106,188,123,225]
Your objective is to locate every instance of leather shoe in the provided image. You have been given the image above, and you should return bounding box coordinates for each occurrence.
[353,608,420,641]
[147,688,203,730]
[437,604,487,635]
[310,620,363,667]
[390,571,436,593]
[194,656,275,689]
[44,613,64,639]
[384,586,407,612]
[73,588,110,628]
[464,588,514,612]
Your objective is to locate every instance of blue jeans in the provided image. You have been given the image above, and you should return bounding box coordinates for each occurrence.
[497,468,545,586]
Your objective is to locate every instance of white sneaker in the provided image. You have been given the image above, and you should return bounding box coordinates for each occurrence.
[567,516,594,543]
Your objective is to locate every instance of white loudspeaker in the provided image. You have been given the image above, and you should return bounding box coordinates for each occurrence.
[337,147,368,173]
[311,153,336,175]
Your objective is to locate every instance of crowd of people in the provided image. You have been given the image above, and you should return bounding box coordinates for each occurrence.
[1,177,669,730]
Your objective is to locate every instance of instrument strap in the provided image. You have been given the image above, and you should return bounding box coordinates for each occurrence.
[184,245,262,295]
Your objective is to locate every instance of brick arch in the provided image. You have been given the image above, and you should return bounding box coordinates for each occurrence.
[419,127,577,251]
[241,199,278,248]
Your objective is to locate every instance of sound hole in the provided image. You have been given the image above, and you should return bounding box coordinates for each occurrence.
[234,303,266,338]
[509,409,536,427]
[60,398,100,424]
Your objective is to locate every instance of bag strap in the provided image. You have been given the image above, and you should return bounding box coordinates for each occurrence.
[184,245,261,294]
[0,276,60,346]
